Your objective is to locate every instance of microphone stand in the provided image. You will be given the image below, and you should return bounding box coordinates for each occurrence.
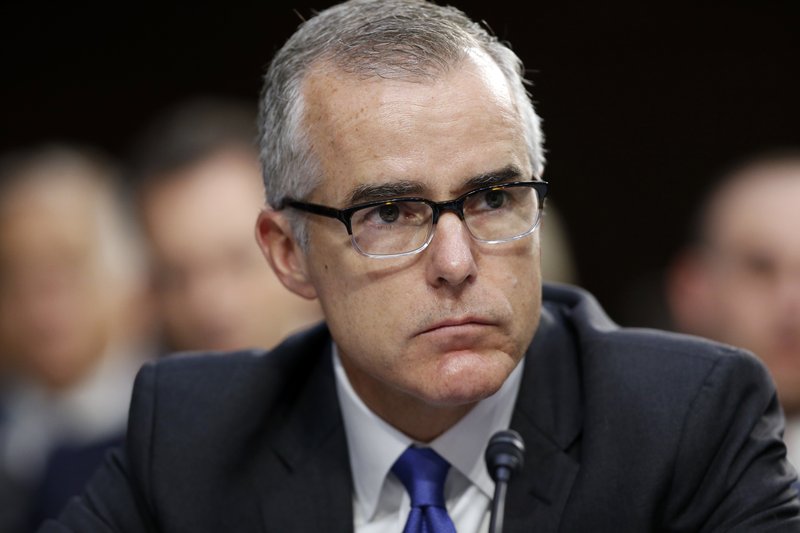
[485,430,525,533]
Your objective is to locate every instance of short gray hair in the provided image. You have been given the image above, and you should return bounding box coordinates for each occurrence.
[258,0,544,243]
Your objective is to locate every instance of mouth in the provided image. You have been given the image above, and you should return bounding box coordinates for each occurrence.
[416,316,495,336]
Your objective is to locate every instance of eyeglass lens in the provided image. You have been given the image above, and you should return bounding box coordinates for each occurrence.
[349,184,541,256]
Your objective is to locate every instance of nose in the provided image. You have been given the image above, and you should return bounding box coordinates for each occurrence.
[425,212,477,288]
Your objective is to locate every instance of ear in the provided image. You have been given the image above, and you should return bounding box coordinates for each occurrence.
[255,209,318,300]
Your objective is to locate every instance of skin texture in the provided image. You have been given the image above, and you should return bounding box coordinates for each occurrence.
[140,148,321,352]
[258,49,542,441]
[668,163,800,414]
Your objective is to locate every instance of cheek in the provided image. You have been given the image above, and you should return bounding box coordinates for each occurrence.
[491,243,541,304]
[717,286,768,324]
[713,293,772,350]
[310,256,403,346]
[313,239,412,305]
[334,276,411,335]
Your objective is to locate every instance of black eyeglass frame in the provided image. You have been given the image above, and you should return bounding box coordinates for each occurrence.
[280,180,549,258]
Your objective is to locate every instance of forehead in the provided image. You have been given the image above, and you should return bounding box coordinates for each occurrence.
[0,176,100,270]
[709,166,800,253]
[301,48,528,201]
[143,150,262,215]
[141,150,263,260]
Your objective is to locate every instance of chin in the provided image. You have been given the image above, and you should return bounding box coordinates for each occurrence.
[425,350,514,406]
[425,386,501,408]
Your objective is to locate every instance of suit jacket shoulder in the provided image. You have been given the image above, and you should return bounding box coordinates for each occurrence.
[47,323,354,532]
[508,283,800,532]
[45,286,800,532]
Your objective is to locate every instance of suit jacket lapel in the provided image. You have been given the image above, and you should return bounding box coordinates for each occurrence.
[505,306,583,533]
[251,337,354,533]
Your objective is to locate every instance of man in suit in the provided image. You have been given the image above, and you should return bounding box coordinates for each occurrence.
[46,0,799,531]
[667,151,800,473]
[0,146,150,531]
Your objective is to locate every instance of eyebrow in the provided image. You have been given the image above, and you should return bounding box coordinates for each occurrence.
[348,181,426,205]
[463,165,525,189]
[346,165,526,206]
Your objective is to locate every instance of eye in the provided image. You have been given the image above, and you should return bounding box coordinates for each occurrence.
[738,251,778,281]
[378,203,400,223]
[483,189,506,209]
[354,201,429,229]
[357,202,407,226]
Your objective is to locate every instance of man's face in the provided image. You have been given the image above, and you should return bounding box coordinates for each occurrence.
[141,149,321,351]
[0,178,114,388]
[703,169,800,412]
[294,50,542,415]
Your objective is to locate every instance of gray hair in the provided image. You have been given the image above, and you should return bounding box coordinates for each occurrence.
[258,0,545,244]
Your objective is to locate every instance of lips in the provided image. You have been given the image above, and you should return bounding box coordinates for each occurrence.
[416,316,495,336]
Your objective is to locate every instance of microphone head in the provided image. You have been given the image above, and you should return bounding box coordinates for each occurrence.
[484,429,525,482]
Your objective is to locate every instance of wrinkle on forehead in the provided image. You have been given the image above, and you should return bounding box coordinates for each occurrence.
[707,166,800,245]
[302,47,518,142]
[300,49,528,206]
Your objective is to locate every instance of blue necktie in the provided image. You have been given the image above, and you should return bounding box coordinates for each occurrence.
[391,446,458,533]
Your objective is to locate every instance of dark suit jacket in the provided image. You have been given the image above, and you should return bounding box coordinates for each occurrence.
[29,433,126,530]
[43,283,800,532]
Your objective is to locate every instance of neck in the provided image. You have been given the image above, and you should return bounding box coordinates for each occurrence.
[374,394,476,443]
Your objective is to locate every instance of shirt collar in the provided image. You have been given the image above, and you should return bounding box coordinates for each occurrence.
[333,344,524,522]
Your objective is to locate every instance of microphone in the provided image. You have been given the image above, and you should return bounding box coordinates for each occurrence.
[485,429,525,533]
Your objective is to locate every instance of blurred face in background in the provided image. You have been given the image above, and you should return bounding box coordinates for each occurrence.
[139,148,321,352]
[669,163,800,414]
[0,171,130,389]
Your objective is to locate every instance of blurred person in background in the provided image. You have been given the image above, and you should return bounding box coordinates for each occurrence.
[0,146,151,531]
[130,98,322,354]
[539,202,578,286]
[667,149,800,469]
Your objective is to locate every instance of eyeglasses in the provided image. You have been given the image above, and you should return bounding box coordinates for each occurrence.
[281,180,548,259]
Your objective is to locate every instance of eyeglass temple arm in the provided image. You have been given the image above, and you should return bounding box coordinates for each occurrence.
[282,199,339,217]
[282,199,353,232]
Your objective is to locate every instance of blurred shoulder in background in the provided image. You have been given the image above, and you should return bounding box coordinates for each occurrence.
[540,200,578,286]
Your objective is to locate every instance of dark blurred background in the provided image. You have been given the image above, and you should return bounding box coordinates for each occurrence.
[3,0,800,327]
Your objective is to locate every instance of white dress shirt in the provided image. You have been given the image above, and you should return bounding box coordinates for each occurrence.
[0,345,143,483]
[333,346,524,533]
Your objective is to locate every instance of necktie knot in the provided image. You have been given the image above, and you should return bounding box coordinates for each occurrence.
[391,446,457,533]
[391,446,450,508]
